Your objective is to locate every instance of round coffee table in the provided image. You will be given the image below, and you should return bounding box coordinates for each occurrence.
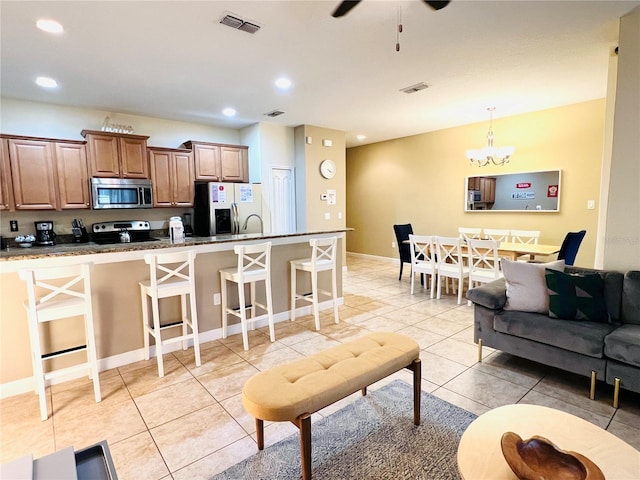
[457,404,640,479]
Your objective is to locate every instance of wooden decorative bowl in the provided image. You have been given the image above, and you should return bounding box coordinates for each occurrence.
[501,432,605,480]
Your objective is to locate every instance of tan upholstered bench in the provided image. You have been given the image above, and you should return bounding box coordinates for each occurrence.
[242,331,421,480]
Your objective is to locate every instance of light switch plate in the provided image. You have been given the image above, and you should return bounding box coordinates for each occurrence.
[587,200,595,210]
[324,212,330,220]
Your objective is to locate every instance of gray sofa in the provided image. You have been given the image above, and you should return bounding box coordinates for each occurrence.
[467,267,640,407]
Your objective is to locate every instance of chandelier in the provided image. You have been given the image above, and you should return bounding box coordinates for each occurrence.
[465,107,515,166]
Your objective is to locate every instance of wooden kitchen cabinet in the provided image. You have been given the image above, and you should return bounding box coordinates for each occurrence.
[2,136,90,211]
[220,146,248,182]
[149,147,194,207]
[82,130,150,178]
[0,139,13,211]
[468,176,496,203]
[181,141,248,182]
[7,138,58,210]
[55,142,90,209]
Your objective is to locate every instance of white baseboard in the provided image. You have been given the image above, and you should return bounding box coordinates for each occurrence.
[0,298,343,399]
[346,251,398,264]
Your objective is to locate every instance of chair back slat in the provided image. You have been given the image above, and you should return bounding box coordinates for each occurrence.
[409,235,436,266]
[144,251,196,289]
[467,239,501,276]
[19,263,93,308]
[510,229,540,244]
[435,236,464,271]
[234,242,272,279]
[311,237,337,265]
[483,229,510,242]
[458,227,482,241]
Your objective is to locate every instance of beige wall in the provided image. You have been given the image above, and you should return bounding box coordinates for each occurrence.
[601,7,640,271]
[294,125,347,232]
[346,100,606,268]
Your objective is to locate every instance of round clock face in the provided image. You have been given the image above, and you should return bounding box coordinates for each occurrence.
[320,159,336,179]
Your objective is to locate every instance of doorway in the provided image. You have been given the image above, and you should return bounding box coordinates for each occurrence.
[270,167,296,233]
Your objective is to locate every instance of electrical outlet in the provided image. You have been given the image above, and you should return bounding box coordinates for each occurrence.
[213,293,221,305]
[392,241,396,248]
[324,212,330,220]
[10,220,18,232]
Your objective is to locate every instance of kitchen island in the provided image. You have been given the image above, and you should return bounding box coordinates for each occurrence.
[0,230,349,396]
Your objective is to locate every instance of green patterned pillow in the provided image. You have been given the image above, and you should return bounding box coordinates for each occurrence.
[545,269,608,322]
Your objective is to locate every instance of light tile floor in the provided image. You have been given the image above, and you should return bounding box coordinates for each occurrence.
[1,254,639,479]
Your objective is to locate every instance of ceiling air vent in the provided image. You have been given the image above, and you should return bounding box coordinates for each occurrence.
[219,13,261,34]
[399,82,430,94]
[264,110,285,118]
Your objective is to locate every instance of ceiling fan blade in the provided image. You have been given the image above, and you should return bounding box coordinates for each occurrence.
[332,1,361,18]
[423,1,451,11]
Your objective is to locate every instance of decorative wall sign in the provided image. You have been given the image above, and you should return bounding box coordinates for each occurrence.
[516,182,532,188]
[548,185,559,197]
[511,192,536,200]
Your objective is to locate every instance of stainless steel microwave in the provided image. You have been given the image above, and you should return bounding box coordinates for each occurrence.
[91,178,153,209]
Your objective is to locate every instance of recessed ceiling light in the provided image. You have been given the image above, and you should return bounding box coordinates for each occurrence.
[275,77,292,90]
[35,76,58,88]
[356,135,367,141]
[36,19,64,34]
[222,107,236,117]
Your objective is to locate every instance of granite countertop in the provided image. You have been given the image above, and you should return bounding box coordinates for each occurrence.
[0,229,352,262]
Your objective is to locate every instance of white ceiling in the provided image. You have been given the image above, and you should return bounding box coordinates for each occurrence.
[1,1,638,147]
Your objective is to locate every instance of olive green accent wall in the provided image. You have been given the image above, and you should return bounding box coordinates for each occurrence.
[346,100,606,268]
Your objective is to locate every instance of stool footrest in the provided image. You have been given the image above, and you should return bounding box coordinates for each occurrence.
[159,320,184,329]
[41,344,87,360]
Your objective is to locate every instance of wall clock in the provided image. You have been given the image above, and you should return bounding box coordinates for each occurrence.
[320,159,336,179]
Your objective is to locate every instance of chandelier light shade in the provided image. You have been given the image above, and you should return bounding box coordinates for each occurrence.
[466,107,515,166]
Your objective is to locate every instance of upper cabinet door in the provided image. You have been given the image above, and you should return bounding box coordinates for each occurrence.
[0,139,14,211]
[119,136,148,178]
[192,143,221,181]
[86,133,120,177]
[149,149,173,207]
[172,151,194,206]
[56,142,90,209]
[8,139,58,210]
[220,146,248,182]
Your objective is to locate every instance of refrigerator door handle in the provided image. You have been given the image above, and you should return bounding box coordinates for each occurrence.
[232,203,239,234]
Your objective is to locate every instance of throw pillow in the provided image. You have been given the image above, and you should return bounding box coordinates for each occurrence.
[546,269,608,322]
[502,259,565,313]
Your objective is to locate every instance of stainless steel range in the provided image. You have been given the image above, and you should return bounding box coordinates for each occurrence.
[91,220,158,244]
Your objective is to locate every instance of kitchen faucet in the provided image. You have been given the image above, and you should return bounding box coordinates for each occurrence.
[243,214,264,234]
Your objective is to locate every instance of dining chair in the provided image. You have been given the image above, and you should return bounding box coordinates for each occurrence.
[408,235,437,297]
[510,229,541,261]
[435,236,470,304]
[393,224,414,281]
[458,227,482,241]
[558,230,586,266]
[466,239,503,306]
[483,228,510,242]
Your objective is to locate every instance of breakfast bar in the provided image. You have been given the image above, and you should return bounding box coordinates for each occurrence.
[0,230,348,395]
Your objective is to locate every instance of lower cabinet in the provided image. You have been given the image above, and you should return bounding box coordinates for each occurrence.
[149,147,194,207]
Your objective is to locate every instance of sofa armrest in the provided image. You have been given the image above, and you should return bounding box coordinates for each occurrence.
[466,278,507,310]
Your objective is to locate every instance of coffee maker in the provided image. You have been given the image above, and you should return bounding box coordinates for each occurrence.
[34,221,56,246]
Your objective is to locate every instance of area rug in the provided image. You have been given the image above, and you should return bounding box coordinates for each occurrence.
[211,379,477,479]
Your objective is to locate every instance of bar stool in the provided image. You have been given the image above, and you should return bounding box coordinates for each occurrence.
[290,236,339,330]
[220,242,275,351]
[139,250,201,377]
[19,262,101,421]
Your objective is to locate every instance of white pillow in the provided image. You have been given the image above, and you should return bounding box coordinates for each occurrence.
[502,259,565,313]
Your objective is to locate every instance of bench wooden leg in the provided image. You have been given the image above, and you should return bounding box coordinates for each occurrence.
[256,418,264,450]
[361,387,367,396]
[407,358,422,426]
[292,413,312,480]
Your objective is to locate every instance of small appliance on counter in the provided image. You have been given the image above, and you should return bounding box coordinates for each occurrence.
[72,219,90,243]
[35,221,56,246]
[91,220,158,244]
[182,213,193,237]
[169,216,185,244]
